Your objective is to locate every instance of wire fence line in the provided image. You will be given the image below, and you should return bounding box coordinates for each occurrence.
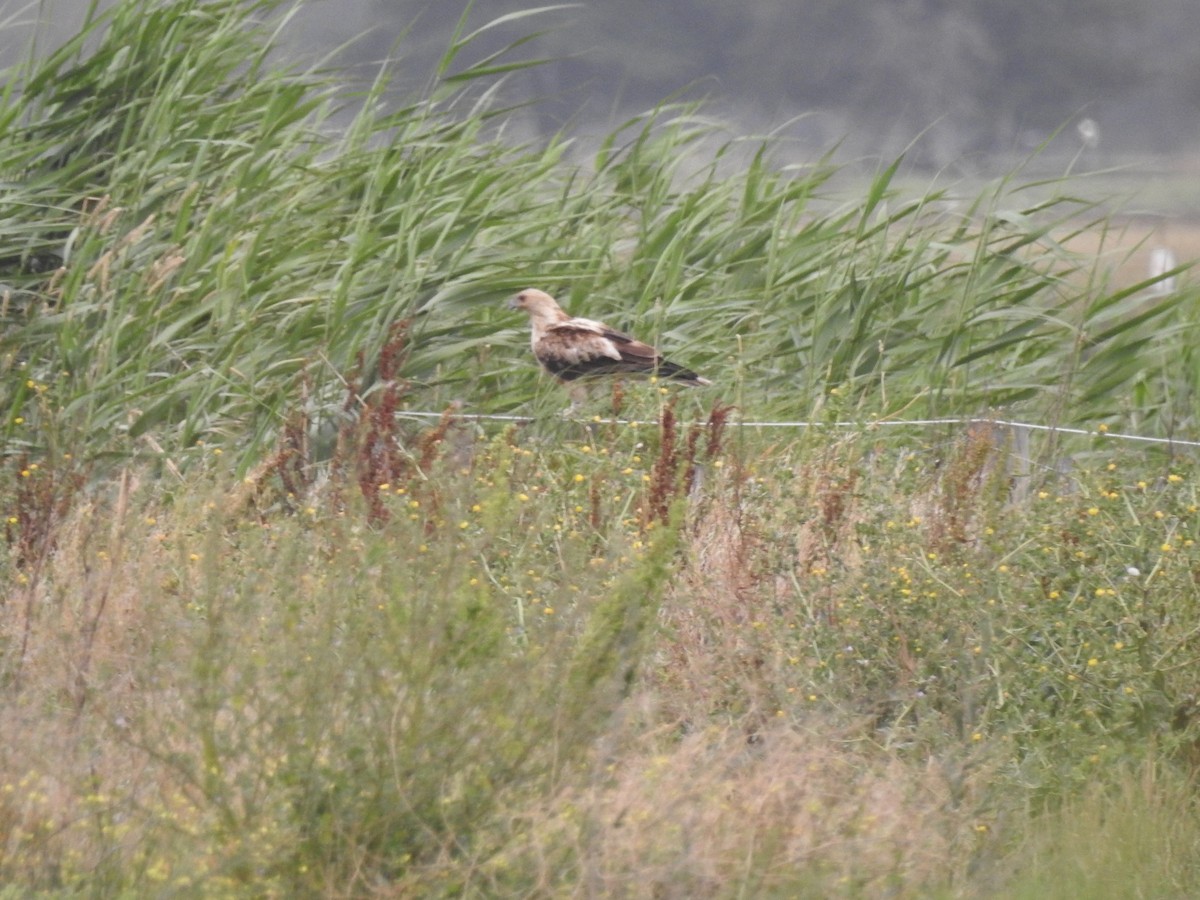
[397,410,1200,450]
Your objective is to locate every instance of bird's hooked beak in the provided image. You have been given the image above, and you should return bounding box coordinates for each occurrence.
[506,294,520,311]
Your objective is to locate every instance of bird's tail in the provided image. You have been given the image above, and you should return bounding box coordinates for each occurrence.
[657,360,711,386]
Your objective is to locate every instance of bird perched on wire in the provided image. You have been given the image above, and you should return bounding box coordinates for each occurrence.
[507,288,710,408]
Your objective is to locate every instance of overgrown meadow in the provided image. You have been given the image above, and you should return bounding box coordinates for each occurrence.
[2,1,1200,896]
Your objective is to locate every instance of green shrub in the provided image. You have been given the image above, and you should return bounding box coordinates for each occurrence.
[0,436,682,892]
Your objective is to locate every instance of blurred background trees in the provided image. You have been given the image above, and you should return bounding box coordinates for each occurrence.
[4,0,1200,166]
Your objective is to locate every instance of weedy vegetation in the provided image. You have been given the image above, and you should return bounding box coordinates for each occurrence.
[2,0,1200,896]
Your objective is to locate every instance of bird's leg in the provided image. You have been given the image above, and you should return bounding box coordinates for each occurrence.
[562,381,588,418]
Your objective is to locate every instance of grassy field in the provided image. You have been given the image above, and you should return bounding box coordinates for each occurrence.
[2,1,1200,896]
[1062,214,1200,292]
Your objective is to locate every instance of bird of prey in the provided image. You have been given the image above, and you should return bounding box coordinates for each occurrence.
[507,288,710,407]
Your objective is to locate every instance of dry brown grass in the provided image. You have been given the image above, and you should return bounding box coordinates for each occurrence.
[5,420,1200,895]
[480,720,993,898]
[0,490,185,886]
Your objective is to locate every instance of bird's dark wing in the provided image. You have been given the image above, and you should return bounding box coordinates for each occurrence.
[535,320,707,384]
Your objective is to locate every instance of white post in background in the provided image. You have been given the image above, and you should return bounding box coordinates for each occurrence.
[1148,246,1178,295]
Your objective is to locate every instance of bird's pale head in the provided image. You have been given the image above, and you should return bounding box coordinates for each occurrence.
[507,288,564,320]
